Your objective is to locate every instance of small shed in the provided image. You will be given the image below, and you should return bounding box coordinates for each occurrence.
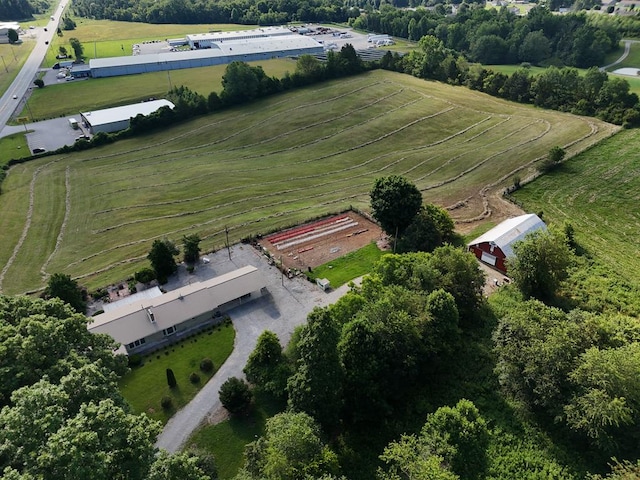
[316,278,331,291]
[467,214,546,274]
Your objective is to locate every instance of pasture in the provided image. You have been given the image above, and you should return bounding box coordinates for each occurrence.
[0,69,618,294]
[512,128,640,284]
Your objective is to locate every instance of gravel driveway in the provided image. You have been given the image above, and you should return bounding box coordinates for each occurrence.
[155,243,353,453]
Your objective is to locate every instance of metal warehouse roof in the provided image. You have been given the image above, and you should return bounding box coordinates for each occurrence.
[468,214,547,258]
[186,26,293,42]
[89,35,322,69]
[88,265,264,346]
[81,99,175,127]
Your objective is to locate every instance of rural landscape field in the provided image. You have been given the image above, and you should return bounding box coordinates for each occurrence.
[0,69,618,294]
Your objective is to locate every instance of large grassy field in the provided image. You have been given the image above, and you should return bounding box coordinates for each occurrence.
[0,40,36,94]
[0,69,618,294]
[511,128,640,284]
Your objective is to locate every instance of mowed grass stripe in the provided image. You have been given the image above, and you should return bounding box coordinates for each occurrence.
[0,71,617,293]
[513,128,640,282]
[1,161,67,292]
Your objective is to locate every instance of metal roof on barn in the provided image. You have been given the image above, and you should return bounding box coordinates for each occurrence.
[81,99,174,128]
[468,214,547,258]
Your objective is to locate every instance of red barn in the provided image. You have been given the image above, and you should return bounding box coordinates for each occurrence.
[468,214,547,274]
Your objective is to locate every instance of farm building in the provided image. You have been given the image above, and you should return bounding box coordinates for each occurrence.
[80,99,175,134]
[89,28,322,78]
[467,213,547,274]
[88,265,265,355]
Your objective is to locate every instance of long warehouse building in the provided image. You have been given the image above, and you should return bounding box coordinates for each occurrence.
[89,27,323,78]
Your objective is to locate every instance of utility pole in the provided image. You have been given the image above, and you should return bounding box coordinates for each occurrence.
[225,226,231,260]
[25,97,34,122]
[280,255,284,286]
[1,56,7,73]
[167,69,172,90]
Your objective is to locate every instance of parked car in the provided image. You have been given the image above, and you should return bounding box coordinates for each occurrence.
[32,148,46,154]
[65,76,75,81]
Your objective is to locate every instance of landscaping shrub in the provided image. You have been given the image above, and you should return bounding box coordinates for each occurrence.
[219,377,252,414]
[160,396,173,410]
[128,354,143,368]
[189,372,201,384]
[134,267,156,284]
[200,358,214,373]
[166,368,177,388]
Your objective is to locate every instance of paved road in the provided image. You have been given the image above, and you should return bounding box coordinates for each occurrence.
[155,244,355,453]
[600,39,640,72]
[0,0,67,134]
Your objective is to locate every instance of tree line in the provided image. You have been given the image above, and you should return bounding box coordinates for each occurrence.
[354,5,620,69]
[380,36,640,126]
[71,0,359,26]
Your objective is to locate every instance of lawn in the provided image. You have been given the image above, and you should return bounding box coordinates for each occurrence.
[119,321,235,424]
[0,70,618,294]
[0,131,30,166]
[308,242,384,288]
[187,391,285,479]
[511,128,640,284]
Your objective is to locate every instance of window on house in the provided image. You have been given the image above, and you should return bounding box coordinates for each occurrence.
[163,326,176,336]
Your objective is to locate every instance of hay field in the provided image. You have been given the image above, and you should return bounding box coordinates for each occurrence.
[0,70,618,294]
[512,128,640,283]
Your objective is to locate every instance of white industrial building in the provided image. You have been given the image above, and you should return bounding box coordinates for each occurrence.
[88,265,266,355]
[89,27,323,78]
[0,22,20,44]
[80,99,175,134]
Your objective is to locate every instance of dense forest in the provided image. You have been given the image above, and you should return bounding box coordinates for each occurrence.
[70,0,359,26]
[0,0,32,20]
[353,5,621,68]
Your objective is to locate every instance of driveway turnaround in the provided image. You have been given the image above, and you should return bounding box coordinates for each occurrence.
[155,243,353,453]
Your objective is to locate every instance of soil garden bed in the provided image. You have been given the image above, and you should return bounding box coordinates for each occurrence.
[258,211,386,273]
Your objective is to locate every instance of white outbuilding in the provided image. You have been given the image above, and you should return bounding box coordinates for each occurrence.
[80,99,175,134]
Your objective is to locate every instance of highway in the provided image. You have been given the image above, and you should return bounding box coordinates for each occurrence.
[0,0,66,135]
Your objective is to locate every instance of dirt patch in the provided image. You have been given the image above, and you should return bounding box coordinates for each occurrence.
[258,212,385,271]
[475,259,512,296]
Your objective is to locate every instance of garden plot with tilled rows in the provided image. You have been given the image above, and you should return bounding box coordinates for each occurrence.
[259,212,385,272]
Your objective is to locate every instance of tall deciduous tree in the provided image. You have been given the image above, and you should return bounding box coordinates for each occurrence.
[37,399,161,480]
[287,308,342,430]
[240,412,339,480]
[244,331,289,399]
[508,229,572,301]
[146,451,212,480]
[44,273,86,313]
[370,175,422,238]
[397,204,457,253]
[68,37,83,61]
[221,61,259,105]
[147,239,179,283]
[0,296,126,404]
[379,400,488,480]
